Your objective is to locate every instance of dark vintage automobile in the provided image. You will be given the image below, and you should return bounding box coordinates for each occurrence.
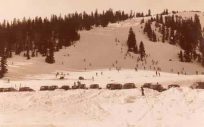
[3,87,17,92]
[78,84,87,89]
[40,86,49,91]
[142,83,166,92]
[106,83,122,90]
[19,87,35,92]
[0,88,4,92]
[90,84,101,89]
[60,85,70,90]
[48,85,58,91]
[123,83,136,89]
[168,84,180,89]
[72,84,79,89]
[191,82,204,89]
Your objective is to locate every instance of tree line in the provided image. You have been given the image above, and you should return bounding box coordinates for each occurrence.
[0,9,133,77]
[143,13,204,66]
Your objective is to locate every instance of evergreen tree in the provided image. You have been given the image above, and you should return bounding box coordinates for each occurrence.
[162,25,165,42]
[143,21,153,41]
[127,27,138,53]
[160,15,163,24]
[139,41,145,60]
[0,49,8,78]
[165,27,169,41]
[179,50,183,62]
[45,32,55,64]
[170,28,175,44]
[152,31,157,42]
[147,9,151,16]
[140,18,144,24]
[184,49,191,62]
[202,55,204,67]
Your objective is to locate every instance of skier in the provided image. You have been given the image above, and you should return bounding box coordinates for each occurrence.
[141,87,145,96]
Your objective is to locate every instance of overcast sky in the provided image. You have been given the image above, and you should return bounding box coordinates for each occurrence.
[0,0,204,21]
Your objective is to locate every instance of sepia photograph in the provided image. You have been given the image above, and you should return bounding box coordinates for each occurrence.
[0,0,204,127]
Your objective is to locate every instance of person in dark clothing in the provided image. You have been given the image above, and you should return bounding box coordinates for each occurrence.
[141,87,145,96]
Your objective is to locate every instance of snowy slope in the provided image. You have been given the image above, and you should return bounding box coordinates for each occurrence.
[5,11,204,82]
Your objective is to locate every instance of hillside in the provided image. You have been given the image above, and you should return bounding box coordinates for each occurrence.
[4,11,204,81]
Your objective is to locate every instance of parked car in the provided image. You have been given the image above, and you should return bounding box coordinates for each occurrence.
[142,83,166,92]
[90,84,101,89]
[78,84,87,89]
[123,83,136,89]
[48,85,58,91]
[40,86,49,91]
[0,88,4,92]
[60,85,70,90]
[72,84,79,89]
[168,84,180,89]
[3,87,17,92]
[106,83,122,90]
[142,83,153,88]
[191,82,204,89]
[19,87,35,92]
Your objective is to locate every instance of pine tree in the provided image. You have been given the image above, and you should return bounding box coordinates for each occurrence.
[152,31,157,42]
[139,41,145,60]
[0,49,8,78]
[45,32,55,64]
[26,32,30,60]
[148,9,151,16]
[162,25,165,43]
[143,21,153,41]
[202,55,204,67]
[179,50,183,62]
[184,49,191,62]
[170,28,175,44]
[26,48,30,60]
[140,19,144,24]
[165,27,169,41]
[160,15,163,24]
[156,14,159,22]
[127,27,137,53]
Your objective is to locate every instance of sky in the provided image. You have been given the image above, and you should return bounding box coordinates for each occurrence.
[0,0,204,21]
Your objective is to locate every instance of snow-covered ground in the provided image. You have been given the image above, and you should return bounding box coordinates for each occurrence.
[1,11,204,127]
[1,88,204,127]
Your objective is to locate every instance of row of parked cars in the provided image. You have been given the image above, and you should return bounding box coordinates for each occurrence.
[0,82,204,93]
[40,84,101,91]
[0,87,34,92]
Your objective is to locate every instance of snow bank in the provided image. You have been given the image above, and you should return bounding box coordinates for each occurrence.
[1,88,204,127]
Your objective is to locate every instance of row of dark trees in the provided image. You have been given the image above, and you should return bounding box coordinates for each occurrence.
[0,9,133,77]
[142,13,204,66]
[143,21,157,42]
[127,28,145,60]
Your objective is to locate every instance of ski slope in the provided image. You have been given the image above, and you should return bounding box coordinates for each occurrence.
[1,11,204,127]
[5,12,204,82]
